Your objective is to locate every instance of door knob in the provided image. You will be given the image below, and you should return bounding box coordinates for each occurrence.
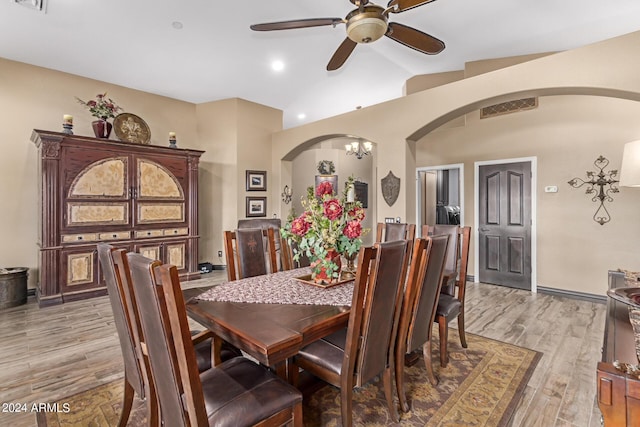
[479,227,490,232]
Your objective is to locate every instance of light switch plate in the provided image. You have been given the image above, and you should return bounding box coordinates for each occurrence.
[545,185,558,193]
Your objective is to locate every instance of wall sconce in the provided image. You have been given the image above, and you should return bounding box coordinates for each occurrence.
[567,155,619,225]
[345,140,372,159]
[281,185,292,204]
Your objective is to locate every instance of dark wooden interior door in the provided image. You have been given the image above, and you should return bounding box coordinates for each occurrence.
[478,161,531,290]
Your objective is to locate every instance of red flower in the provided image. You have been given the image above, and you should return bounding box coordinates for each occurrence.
[290,214,310,236]
[348,207,365,221]
[87,100,97,107]
[323,199,343,220]
[343,220,362,239]
[316,181,334,197]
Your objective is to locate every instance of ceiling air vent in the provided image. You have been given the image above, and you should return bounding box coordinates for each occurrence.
[480,97,537,119]
[14,0,46,12]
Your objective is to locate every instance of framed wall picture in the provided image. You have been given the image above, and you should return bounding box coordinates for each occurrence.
[354,181,368,208]
[246,196,267,217]
[314,175,338,196]
[246,170,267,191]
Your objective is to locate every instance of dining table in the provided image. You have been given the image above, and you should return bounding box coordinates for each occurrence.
[185,267,354,379]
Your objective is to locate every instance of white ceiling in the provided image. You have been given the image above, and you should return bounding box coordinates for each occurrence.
[3,0,640,129]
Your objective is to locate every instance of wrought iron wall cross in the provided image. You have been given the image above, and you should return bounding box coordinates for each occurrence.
[567,155,619,225]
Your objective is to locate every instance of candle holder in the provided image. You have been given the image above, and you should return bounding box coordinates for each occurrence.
[62,123,73,135]
[169,137,177,148]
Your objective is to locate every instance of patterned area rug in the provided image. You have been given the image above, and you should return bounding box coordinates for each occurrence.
[37,331,540,427]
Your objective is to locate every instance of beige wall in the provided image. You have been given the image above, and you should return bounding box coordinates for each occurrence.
[196,98,281,265]
[418,95,640,295]
[0,58,281,288]
[271,30,640,296]
[0,58,197,288]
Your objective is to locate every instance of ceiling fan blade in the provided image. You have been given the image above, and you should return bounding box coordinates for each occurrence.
[388,0,437,13]
[385,22,445,54]
[250,18,343,31]
[327,38,357,71]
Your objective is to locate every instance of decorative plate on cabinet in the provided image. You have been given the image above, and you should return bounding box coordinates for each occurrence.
[113,113,151,144]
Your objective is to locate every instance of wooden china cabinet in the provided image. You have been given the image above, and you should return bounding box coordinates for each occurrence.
[31,130,204,307]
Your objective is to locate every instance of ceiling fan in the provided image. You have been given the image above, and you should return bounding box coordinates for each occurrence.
[250,0,445,71]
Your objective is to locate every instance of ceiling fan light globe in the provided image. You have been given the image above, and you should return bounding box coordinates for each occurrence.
[345,5,388,44]
[347,17,387,43]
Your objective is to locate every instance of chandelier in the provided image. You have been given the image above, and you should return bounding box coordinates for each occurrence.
[345,141,372,159]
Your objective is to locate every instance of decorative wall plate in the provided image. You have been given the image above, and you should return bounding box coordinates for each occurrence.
[113,113,151,144]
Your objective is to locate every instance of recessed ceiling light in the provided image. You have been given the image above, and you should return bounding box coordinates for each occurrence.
[271,60,285,72]
[297,113,306,120]
[172,21,183,30]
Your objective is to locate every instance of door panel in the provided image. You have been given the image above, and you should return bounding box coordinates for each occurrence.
[479,162,531,290]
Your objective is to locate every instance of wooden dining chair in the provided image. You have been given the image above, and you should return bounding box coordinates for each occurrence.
[394,235,449,412]
[433,226,472,367]
[289,240,410,427]
[98,243,157,427]
[375,222,416,243]
[224,228,278,281]
[127,253,303,427]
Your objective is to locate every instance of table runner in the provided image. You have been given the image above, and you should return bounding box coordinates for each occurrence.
[195,267,354,306]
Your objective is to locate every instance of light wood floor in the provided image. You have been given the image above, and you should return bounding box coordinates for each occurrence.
[0,274,606,426]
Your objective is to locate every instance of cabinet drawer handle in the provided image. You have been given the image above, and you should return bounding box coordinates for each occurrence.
[147,232,152,236]
[77,236,83,240]
[112,234,117,238]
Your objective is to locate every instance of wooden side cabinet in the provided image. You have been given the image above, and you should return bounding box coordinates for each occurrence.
[598,270,640,426]
[32,130,204,306]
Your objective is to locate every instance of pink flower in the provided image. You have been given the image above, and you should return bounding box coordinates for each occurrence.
[315,181,334,197]
[343,220,362,239]
[323,199,343,220]
[290,214,310,236]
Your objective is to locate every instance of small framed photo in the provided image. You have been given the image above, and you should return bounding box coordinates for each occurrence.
[246,170,267,191]
[246,196,267,217]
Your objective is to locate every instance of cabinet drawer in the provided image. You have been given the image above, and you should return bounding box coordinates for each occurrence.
[62,233,98,243]
[135,229,164,238]
[164,228,188,236]
[99,231,131,241]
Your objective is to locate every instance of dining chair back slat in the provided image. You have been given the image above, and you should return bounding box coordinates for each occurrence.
[435,225,472,366]
[97,244,152,427]
[127,253,203,425]
[395,235,449,412]
[224,228,278,281]
[422,224,459,294]
[375,222,416,243]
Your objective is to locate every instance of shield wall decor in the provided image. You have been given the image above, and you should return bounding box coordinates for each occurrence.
[381,171,400,206]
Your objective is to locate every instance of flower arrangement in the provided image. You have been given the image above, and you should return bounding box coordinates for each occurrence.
[281,176,368,283]
[75,92,122,120]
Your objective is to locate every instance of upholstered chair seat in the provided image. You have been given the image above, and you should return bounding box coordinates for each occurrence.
[199,357,302,427]
[435,294,461,319]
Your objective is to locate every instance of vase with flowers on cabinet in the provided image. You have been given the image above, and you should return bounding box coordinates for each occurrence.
[76,92,122,139]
